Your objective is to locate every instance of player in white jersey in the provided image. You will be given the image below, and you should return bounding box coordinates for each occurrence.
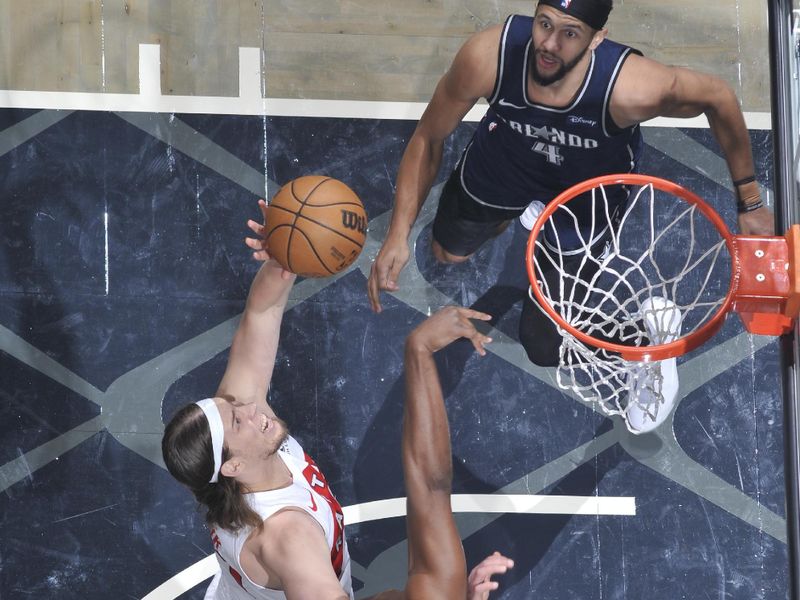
[206,433,351,599]
[163,202,513,598]
[162,200,351,599]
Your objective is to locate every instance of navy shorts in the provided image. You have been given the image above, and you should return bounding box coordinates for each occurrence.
[431,168,524,257]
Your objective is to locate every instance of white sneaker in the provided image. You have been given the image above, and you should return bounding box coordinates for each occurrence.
[626,296,682,434]
[519,200,546,230]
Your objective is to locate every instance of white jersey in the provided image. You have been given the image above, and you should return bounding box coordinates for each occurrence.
[205,436,353,600]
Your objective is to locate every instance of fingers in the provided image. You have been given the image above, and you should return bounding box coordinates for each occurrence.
[468,581,499,600]
[467,552,514,599]
[451,307,493,355]
[244,236,264,250]
[246,200,272,262]
[738,205,775,235]
[367,263,385,313]
[374,256,401,293]
[384,257,403,293]
[470,330,493,356]
[453,309,492,356]
[367,246,408,313]
[247,218,265,237]
[458,308,492,322]
[410,306,494,354]
[244,236,270,262]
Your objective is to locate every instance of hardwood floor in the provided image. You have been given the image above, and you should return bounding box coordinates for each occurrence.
[0,0,770,111]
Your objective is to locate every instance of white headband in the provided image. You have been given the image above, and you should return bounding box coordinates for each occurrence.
[196,398,224,483]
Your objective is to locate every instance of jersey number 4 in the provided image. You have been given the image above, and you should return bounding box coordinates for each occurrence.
[532,141,564,165]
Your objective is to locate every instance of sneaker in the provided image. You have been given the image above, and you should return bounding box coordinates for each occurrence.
[519,200,546,230]
[625,296,682,434]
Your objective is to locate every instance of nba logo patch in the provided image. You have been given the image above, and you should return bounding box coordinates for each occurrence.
[561,0,572,7]
[488,122,497,132]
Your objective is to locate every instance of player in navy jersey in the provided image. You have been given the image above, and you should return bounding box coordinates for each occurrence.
[367,0,773,432]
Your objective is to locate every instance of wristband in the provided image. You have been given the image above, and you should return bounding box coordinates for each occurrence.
[733,175,756,187]
[737,199,764,214]
[734,179,761,210]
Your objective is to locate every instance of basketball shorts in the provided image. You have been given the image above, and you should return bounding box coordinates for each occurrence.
[431,168,525,257]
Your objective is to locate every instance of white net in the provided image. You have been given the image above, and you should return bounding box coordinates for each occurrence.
[530,180,732,432]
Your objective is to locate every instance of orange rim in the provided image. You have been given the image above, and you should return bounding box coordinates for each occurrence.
[525,173,737,361]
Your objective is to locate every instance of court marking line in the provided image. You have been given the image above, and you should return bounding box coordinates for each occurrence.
[140,493,635,600]
[0,44,772,129]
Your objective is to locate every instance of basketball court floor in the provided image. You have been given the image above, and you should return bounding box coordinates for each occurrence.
[1,8,797,600]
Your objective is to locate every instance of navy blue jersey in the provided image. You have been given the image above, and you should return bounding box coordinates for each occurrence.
[459,14,643,212]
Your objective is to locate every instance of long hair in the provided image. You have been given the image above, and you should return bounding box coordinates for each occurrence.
[162,403,262,532]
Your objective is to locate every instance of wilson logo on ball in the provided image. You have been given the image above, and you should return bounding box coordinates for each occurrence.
[341,210,366,234]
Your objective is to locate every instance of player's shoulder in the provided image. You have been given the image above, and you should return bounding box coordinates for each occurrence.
[462,22,504,54]
[451,24,503,83]
[617,51,671,79]
[251,508,326,554]
[614,51,676,99]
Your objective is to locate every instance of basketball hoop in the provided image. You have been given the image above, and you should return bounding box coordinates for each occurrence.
[525,173,800,430]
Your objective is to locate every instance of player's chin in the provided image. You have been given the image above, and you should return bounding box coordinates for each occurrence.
[268,421,290,452]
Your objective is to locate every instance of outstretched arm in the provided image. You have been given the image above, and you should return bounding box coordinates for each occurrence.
[611,54,774,235]
[216,200,296,414]
[366,26,501,313]
[402,307,492,598]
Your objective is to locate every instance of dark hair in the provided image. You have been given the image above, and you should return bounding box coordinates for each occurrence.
[162,403,262,532]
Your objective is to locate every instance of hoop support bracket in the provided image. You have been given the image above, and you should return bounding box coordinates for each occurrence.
[733,224,800,335]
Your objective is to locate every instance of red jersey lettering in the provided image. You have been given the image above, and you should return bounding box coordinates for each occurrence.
[229,566,245,588]
[302,452,346,577]
[210,528,222,552]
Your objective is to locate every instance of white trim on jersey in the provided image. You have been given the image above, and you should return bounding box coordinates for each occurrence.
[488,16,515,106]
[601,47,634,138]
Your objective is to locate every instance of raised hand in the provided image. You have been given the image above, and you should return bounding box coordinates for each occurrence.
[406,306,493,356]
[244,199,293,279]
[467,552,514,600]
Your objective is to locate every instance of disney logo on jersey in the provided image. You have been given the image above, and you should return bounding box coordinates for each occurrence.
[568,115,597,127]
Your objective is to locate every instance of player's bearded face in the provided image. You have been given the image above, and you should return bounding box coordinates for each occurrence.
[530,41,591,86]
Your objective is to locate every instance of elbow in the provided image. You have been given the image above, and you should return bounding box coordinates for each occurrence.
[404,453,453,493]
[703,77,741,120]
[427,473,453,493]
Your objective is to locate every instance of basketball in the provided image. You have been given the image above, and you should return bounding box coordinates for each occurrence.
[264,176,367,278]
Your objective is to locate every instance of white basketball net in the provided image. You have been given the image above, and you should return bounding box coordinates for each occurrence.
[530,181,731,432]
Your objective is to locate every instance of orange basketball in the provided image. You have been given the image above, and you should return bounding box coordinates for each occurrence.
[264,176,367,277]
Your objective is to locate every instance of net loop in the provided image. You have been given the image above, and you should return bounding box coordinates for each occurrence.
[527,177,733,431]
